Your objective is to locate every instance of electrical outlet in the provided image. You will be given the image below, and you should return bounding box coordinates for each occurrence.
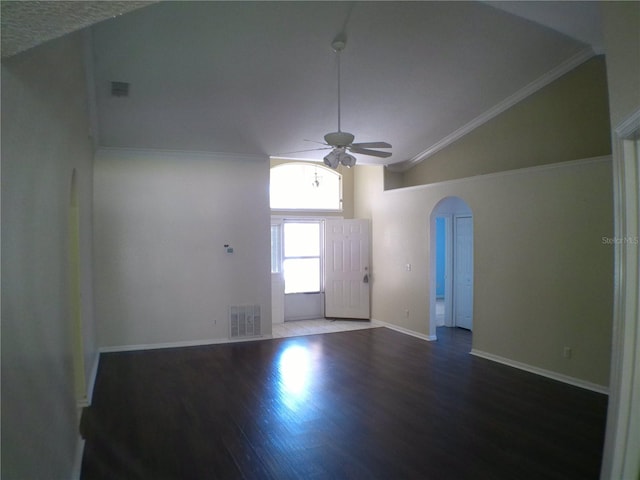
[563,346,572,359]
[405,309,410,317]
[406,263,412,271]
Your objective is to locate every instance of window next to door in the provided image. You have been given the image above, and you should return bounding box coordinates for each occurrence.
[282,222,321,294]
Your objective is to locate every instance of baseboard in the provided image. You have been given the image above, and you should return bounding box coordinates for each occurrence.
[99,335,271,353]
[371,319,437,341]
[470,349,609,395]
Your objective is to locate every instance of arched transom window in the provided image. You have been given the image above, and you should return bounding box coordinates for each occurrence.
[270,163,342,211]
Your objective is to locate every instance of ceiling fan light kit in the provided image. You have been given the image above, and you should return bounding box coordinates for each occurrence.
[292,35,392,169]
[323,147,356,169]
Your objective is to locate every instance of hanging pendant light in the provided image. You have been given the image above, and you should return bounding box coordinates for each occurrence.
[311,171,321,187]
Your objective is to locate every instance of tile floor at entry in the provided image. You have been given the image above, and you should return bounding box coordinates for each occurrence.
[271,318,379,338]
[274,298,447,338]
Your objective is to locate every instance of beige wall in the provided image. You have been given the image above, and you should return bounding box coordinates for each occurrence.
[362,158,613,388]
[1,33,97,479]
[383,169,404,191]
[602,2,640,128]
[402,56,611,187]
[270,159,355,218]
[94,149,272,348]
[359,53,616,388]
[354,165,384,220]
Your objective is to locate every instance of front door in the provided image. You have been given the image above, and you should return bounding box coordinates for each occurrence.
[324,219,370,319]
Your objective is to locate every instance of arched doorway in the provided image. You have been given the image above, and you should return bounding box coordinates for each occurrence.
[429,196,474,340]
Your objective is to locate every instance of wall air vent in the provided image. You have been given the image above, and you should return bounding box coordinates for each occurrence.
[110,81,129,97]
[229,305,261,339]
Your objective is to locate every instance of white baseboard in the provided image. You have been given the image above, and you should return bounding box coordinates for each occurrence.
[371,319,437,341]
[470,349,609,395]
[99,335,271,354]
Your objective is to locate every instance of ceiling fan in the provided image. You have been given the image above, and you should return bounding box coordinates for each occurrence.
[286,35,392,168]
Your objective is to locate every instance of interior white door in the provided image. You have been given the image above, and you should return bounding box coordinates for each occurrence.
[324,219,370,319]
[453,215,473,330]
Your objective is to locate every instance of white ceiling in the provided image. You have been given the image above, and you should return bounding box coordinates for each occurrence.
[4,1,602,169]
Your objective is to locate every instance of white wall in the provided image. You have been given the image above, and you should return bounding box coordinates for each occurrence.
[93,148,272,348]
[1,33,97,479]
[364,157,613,388]
[432,196,472,216]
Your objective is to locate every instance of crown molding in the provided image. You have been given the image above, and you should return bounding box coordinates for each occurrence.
[390,46,596,173]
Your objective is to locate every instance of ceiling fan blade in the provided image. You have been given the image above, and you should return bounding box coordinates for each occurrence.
[349,147,392,158]
[274,146,331,155]
[304,139,330,146]
[358,157,392,165]
[351,141,392,149]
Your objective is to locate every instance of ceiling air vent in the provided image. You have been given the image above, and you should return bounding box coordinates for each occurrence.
[110,81,129,97]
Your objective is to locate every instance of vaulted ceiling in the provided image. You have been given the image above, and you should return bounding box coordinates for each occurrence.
[2,1,603,169]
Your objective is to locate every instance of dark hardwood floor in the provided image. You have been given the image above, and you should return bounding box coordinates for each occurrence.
[81,327,608,479]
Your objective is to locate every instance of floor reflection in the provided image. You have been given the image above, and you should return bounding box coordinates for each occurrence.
[278,344,311,407]
[275,339,326,413]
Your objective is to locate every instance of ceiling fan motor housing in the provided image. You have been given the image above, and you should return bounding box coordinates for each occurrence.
[324,131,355,147]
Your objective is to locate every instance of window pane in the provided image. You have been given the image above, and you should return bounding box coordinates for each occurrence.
[284,223,319,257]
[283,258,320,293]
[270,163,341,210]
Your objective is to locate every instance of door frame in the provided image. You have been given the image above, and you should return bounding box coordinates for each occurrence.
[271,215,341,322]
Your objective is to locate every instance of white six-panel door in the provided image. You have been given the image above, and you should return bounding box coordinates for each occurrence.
[324,219,370,319]
[453,215,473,330]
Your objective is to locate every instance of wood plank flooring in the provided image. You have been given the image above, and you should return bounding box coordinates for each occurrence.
[81,327,608,479]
